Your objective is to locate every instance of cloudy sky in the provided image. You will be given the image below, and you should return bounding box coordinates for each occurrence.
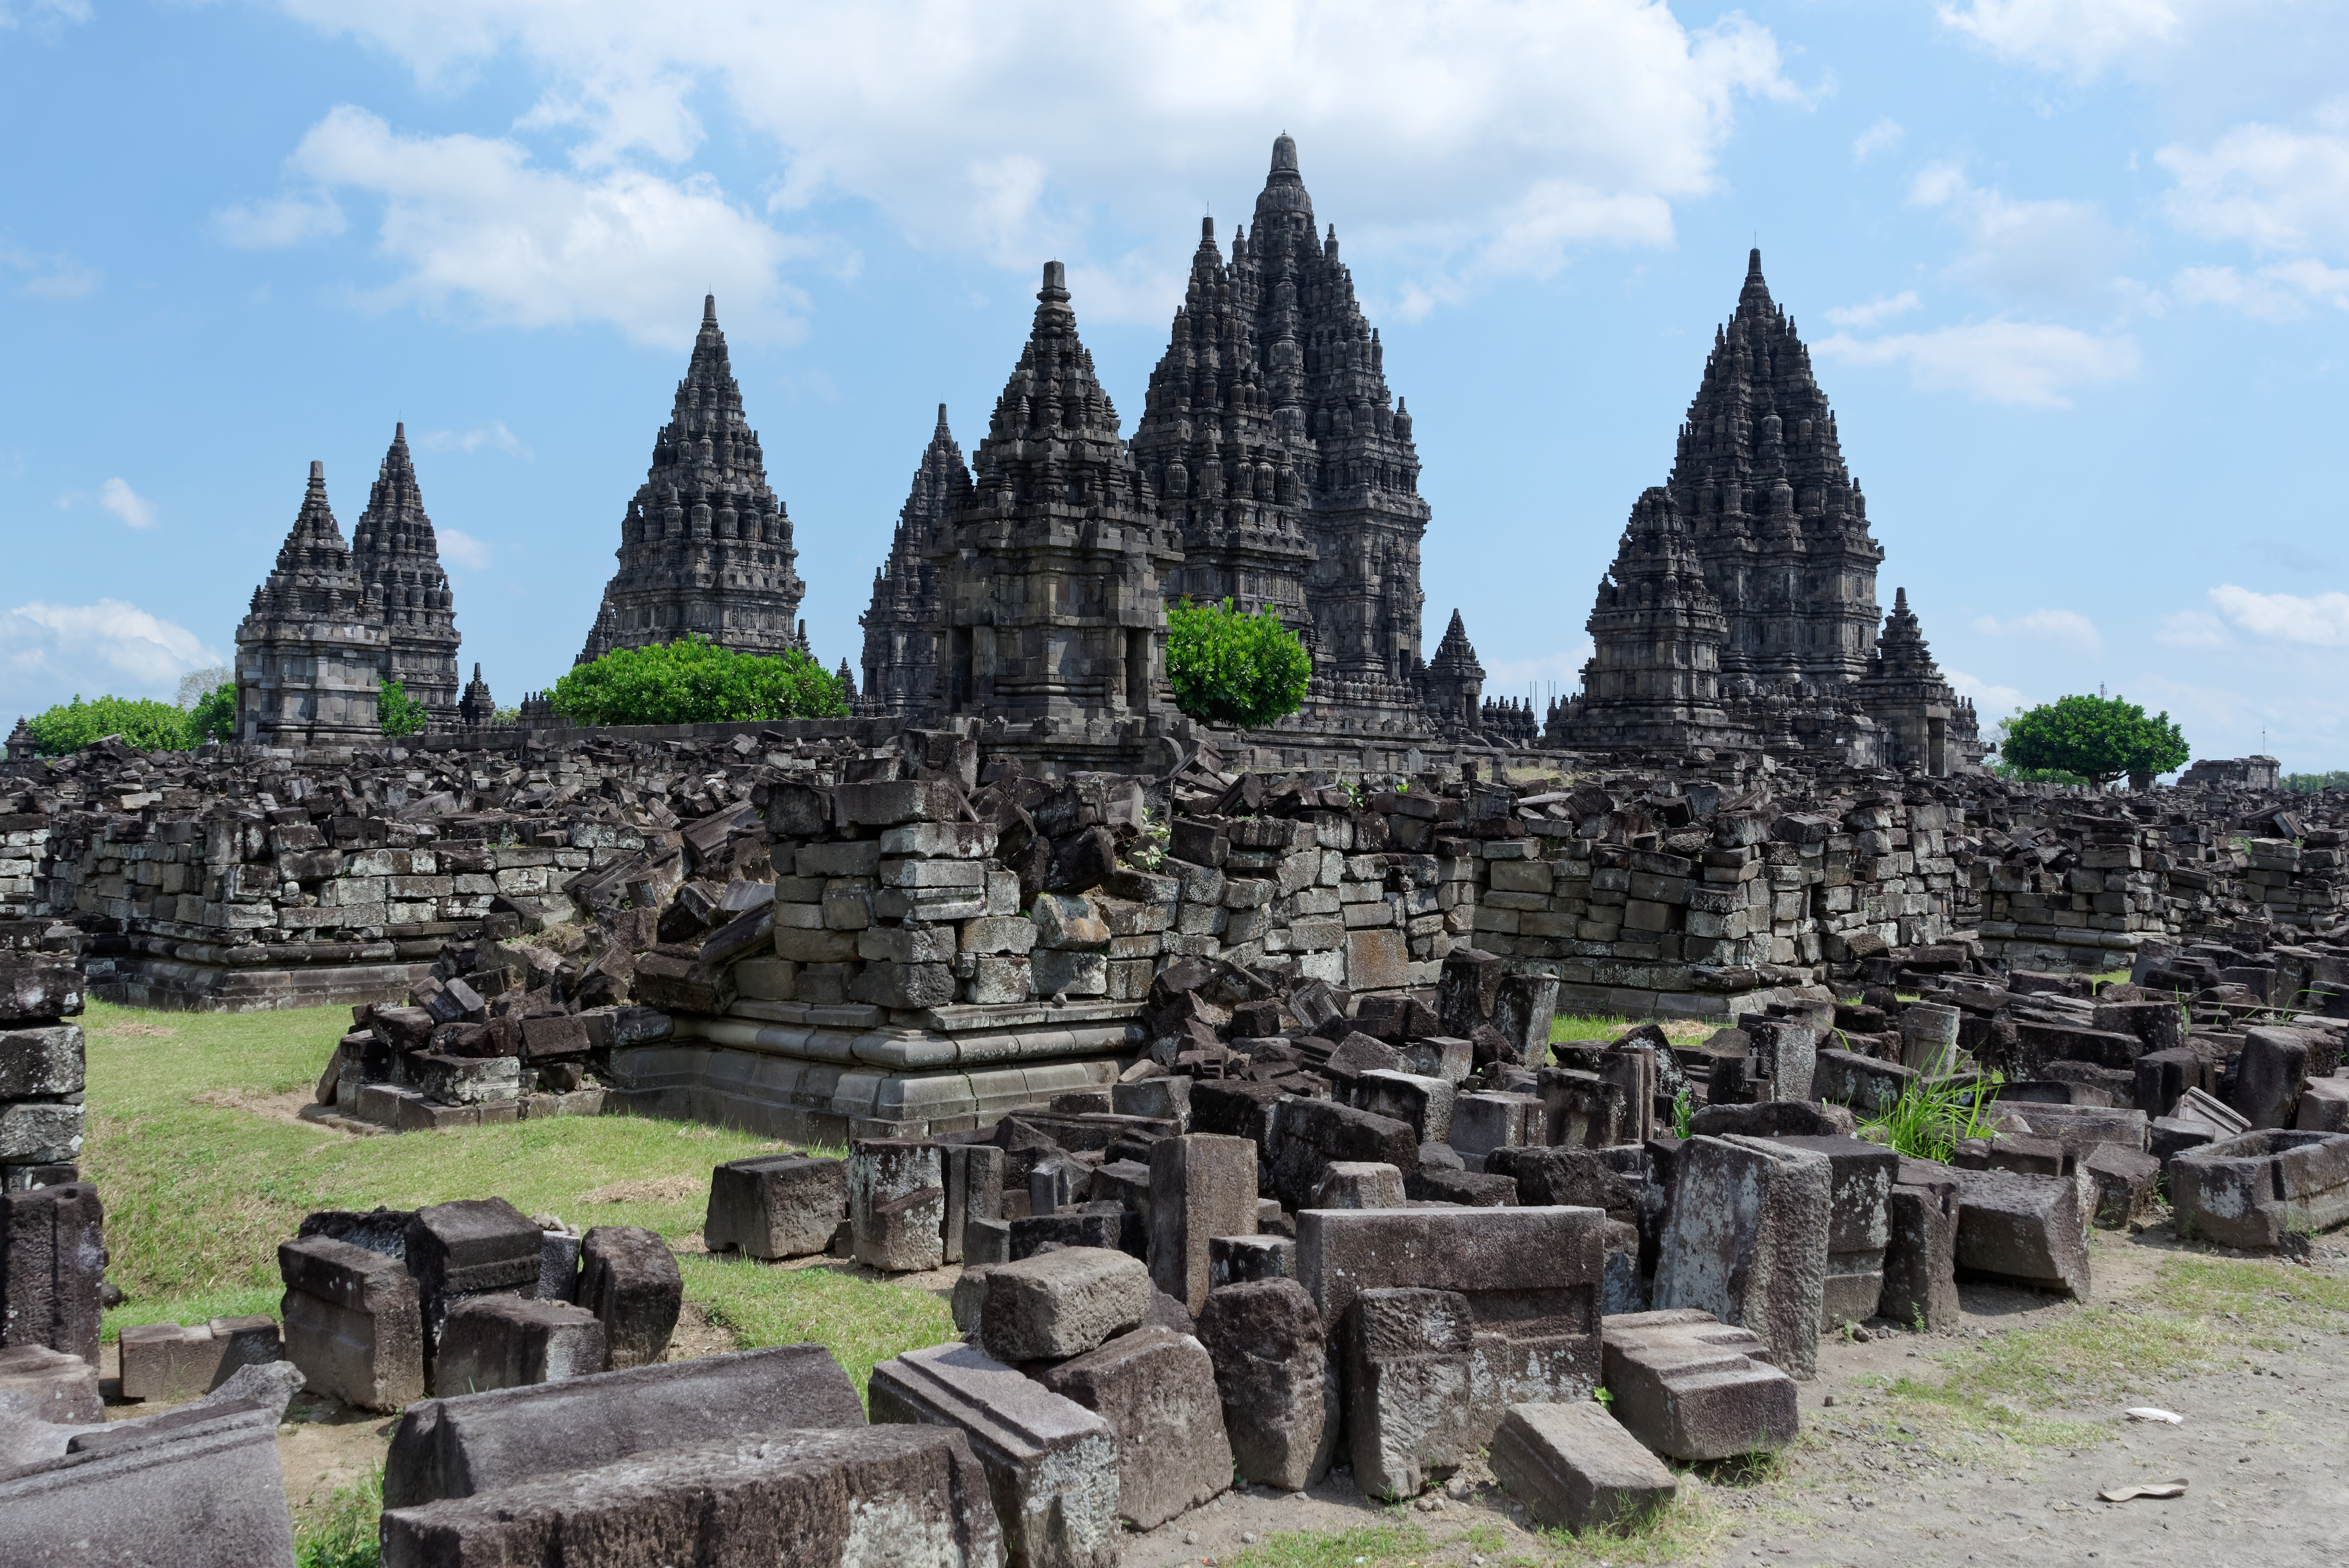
[4,1,2347,767]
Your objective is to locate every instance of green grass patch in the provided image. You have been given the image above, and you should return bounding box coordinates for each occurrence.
[2147,1254,2349,1330]
[1225,1519,1430,1568]
[1550,1013,1634,1044]
[293,1463,382,1568]
[1858,1074,1999,1162]
[680,1253,955,1396]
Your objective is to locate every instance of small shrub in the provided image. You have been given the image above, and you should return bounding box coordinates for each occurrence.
[1165,597,1311,729]
[1861,1074,2000,1162]
[378,680,428,738]
[549,636,847,727]
[26,694,191,754]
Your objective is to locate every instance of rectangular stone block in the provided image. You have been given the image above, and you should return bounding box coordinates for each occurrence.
[1346,1069,1455,1144]
[579,1226,682,1370]
[1773,1135,1895,1331]
[980,1246,1150,1363]
[384,1342,863,1508]
[704,1154,847,1261]
[1037,1326,1232,1529]
[1489,1399,1678,1532]
[850,1138,946,1273]
[1879,1171,1960,1331]
[0,1341,102,1424]
[1653,1135,1830,1378]
[279,1235,425,1413]
[1147,1133,1258,1317]
[2171,1129,2349,1250]
[434,1295,607,1396]
[0,1407,295,1568]
[1195,1277,1334,1491]
[1947,1165,2092,1297]
[119,1315,281,1404]
[406,1197,543,1356]
[1599,1307,1800,1461]
[0,1180,102,1365]
[869,1340,1121,1568]
[1266,1098,1420,1211]
[379,1425,1000,1568]
[1347,1285,1472,1499]
[0,1024,84,1098]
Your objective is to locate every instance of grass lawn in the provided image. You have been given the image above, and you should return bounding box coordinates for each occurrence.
[78,1000,950,1390]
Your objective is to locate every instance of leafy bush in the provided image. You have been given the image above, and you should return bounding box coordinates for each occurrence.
[1165,597,1312,729]
[549,635,848,727]
[378,680,428,738]
[187,683,236,745]
[1995,694,2187,788]
[25,695,193,755]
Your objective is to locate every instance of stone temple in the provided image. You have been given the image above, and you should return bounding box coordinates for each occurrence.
[233,461,389,747]
[1549,250,1983,773]
[350,423,462,723]
[579,294,807,664]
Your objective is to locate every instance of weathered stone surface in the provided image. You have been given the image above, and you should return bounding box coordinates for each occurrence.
[1310,1160,1408,1210]
[1268,1098,1420,1210]
[1346,1286,1472,1499]
[1772,1135,1895,1330]
[1208,1235,1297,1290]
[279,1233,425,1412]
[0,1406,296,1568]
[1147,1133,1257,1316]
[0,1180,102,1365]
[1879,1170,1961,1331]
[119,1315,281,1404]
[405,1198,542,1357]
[0,1024,84,1099]
[1348,1069,1456,1144]
[2236,1028,2311,1129]
[380,1424,999,1568]
[0,954,83,1027]
[1489,1399,1678,1532]
[869,1339,1121,1568]
[384,1343,862,1508]
[1947,1165,2092,1297]
[851,1138,946,1273]
[1298,1205,1604,1437]
[0,1341,101,1425]
[2171,1129,2349,1250]
[1195,1278,1337,1490]
[704,1154,846,1261]
[1600,1307,1799,1461]
[578,1226,682,1370]
[1037,1325,1231,1528]
[2083,1143,2161,1228]
[1653,1135,1830,1378]
[980,1246,1150,1364]
[434,1296,607,1396]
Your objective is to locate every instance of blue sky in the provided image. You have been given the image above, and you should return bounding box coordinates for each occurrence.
[5,1,2347,768]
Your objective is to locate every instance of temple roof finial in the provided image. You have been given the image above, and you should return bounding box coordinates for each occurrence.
[703,293,717,326]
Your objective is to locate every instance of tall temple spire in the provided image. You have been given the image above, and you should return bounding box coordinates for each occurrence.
[351,422,461,724]
[233,463,385,748]
[858,403,974,716]
[578,294,804,664]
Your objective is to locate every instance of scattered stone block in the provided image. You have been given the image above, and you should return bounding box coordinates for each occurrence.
[944,1143,1007,1265]
[1772,1135,1895,1330]
[1311,1160,1407,1210]
[1653,1135,1830,1377]
[405,1197,543,1359]
[535,1226,579,1302]
[1346,1285,1473,1499]
[2171,1129,2349,1250]
[1947,1166,2092,1297]
[980,1246,1150,1364]
[1449,1091,1543,1169]
[850,1138,946,1273]
[1147,1133,1257,1316]
[385,1342,862,1507]
[1208,1235,1296,1289]
[868,1339,1122,1568]
[704,1154,846,1261]
[279,1233,426,1412]
[119,1315,281,1404]
[2298,1077,2349,1133]
[434,1295,607,1394]
[0,1179,103,1365]
[1599,1307,1799,1461]
[1266,1098,1419,1211]
[1195,1277,1335,1490]
[379,1425,1001,1568]
[0,1341,101,1425]
[2236,1028,2311,1128]
[1347,1070,1455,1144]
[1037,1325,1232,1528]
[1879,1169,1961,1331]
[2084,1143,2161,1227]
[0,1406,296,1568]
[1489,1399,1678,1532]
[578,1225,681,1370]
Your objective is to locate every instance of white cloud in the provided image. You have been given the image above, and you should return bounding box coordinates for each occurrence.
[1971,607,2105,654]
[436,527,493,571]
[1824,290,1921,330]
[270,1,1803,319]
[1944,667,2026,715]
[0,0,91,27]
[2207,584,2349,647]
[248,105,813,345]
[1908,162,2125,308]
[212,191,348,249]
[1851,118,1905,164]
[1815,320,2139,407]
[98,478,157,530]
[2171,260,2349,320]
[0,599,222,701]
[2159,117,2349,259]
[415,421,532,458]
[2155,608,2231,649]
[0,241,99,300]
[1935,0,2187,79]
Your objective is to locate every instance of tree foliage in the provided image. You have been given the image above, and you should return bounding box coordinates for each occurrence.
[379,679,428,738]
[2285,771,2349,794]
[25,695,197,755]
[548,635,849,727]
[1165,597,1312,730]
[188,683,236,745]
[1996,694,2189,788]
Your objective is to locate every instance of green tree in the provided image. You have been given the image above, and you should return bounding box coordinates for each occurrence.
[2285,771,2349,793]
[548,635,849,727]
[379,679,428,738]
[1165,597,1312,730]
[1996,694,2189,789]
[25,695,192,755]
[187,682,236,745]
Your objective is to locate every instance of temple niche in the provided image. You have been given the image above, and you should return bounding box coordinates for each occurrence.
[579,295,806,665]
[1551,250,1983,775]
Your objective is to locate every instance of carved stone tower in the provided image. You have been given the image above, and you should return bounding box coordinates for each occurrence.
[931,262,1182,728]
[234,463,385,747]
[350,423,461,724]
[1856,587,1980,776]
[579,295,805,663]
[1564,486,1730,749]
[859,405,973,716]
[1418,610,1486,740]
[457,662,497,728]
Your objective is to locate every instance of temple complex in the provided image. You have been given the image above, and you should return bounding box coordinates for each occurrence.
[349,423,462,723]
[232,462,386,747]
[578,295,806,664]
